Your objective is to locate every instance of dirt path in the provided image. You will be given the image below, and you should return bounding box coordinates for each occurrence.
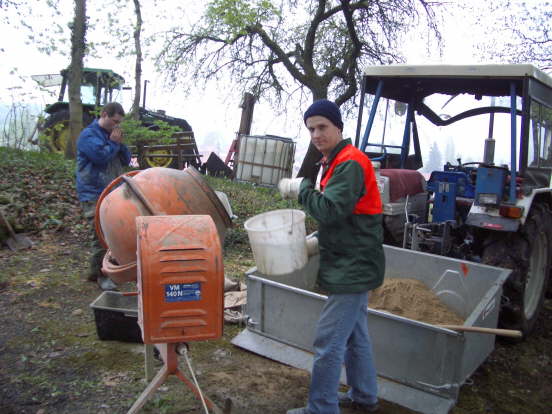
[1,231,551,414]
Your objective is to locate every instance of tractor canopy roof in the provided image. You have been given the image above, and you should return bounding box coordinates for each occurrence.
[62,67,125,88]
[362,64,552,101]
[32,67,125,89]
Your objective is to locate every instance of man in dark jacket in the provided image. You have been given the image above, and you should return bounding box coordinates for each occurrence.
[281,99,385,414]
[76,102,131,291]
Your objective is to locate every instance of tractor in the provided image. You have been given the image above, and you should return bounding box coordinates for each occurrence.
[31,67,198,169]
[356,64,552,338]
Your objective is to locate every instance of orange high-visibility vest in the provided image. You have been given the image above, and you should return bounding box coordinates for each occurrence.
[320,143,383,215]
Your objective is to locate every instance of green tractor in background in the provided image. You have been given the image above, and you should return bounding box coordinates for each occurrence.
[32,68,125,153]
[31,67,197,169]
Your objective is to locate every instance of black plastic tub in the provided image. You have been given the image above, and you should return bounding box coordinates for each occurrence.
[90,291,143,343]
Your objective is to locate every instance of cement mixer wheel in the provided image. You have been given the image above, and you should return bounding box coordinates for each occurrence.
[481,203,551,340]
[138,148,178,169]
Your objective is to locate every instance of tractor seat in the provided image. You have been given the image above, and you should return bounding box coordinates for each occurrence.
[379,169,426,202]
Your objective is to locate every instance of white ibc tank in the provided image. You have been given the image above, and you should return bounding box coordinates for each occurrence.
[236,135,295,186]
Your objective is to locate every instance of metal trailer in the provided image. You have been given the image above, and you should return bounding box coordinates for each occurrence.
[232,245,511,414]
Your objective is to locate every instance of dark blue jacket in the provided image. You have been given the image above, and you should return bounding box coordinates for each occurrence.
[76,119,131,202]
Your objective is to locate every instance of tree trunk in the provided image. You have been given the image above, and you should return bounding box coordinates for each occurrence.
[66,0,86,160]
[297,90,328,180]
[129,0,143,121]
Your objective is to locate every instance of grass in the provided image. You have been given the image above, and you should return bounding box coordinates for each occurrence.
[1,147,551,414]
[203,175,317,262]
[0,148,326,414]
[0,145,313,293]
[0,145,311,268]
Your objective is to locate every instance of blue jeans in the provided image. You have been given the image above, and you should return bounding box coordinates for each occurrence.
[307,292,378,414]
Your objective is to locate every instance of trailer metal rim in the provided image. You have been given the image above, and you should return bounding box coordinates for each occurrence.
[524,230,547,320]
[143,149,176,168]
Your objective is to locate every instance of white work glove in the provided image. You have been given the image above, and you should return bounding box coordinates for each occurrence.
[306,232,319,257]
[278,177,304,200]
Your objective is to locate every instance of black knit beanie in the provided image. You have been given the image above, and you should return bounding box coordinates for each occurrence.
[303,99,343,131]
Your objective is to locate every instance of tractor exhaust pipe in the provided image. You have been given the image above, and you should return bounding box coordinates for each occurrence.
[142,79,149,109]
[484,97,496,165]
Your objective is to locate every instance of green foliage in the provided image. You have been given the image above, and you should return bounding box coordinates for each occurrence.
[205,0,280,39]
[0,146,80,232]
[120,118,181,146]
[38,120,68,152]
[157,0,442,112]
[88,106,101,118]
[1,146,74,177]
[0,146,315,257]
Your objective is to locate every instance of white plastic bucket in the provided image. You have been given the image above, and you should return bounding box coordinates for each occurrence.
[244,209,308,276]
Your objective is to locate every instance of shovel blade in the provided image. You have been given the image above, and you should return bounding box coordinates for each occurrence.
[6,234,33,251]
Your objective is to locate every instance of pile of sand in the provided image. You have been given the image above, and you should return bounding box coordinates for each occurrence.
[369,278,464,326]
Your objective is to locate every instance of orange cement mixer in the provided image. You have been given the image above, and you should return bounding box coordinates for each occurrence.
[95,167,232,284]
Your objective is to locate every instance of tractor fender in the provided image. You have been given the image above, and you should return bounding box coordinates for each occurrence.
[43,102,97,118]
[466,207,520,231]
[516,188,552,224]
[466,187,552,230]
[44,101,70,115]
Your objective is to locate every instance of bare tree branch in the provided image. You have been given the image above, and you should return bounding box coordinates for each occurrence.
[155,0,443,109]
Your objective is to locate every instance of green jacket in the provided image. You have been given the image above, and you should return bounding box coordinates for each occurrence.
[298,139,385,294]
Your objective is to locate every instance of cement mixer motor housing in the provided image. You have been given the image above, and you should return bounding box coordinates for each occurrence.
[356,64,552,338]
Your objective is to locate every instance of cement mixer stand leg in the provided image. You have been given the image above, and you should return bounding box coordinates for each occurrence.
[144,344,155,381]
[127,343,224,414]
[127,362,169,414]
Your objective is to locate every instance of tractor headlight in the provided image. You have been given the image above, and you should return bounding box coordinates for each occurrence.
[477,193,498,205]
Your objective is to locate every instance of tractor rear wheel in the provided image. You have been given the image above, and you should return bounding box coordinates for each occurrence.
[481,203,551,338]
[138,148,178,169]
[39,109,94,153]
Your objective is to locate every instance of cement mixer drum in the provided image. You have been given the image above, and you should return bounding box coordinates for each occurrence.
[96,167,232,283]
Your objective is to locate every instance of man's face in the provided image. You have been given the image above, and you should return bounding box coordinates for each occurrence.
[99,112,123,132]
[306,115,342,157]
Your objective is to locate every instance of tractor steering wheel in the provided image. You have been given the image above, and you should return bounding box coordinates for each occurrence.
[370,145,388,163]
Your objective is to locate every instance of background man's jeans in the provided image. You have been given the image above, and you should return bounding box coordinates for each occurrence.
[81,200,105,280]
[307,292,378,414]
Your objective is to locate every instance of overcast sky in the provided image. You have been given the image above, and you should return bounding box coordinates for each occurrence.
[0,1,311,153]
[0,1,531,165]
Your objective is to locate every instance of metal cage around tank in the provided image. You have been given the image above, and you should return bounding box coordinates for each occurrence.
[234,134,296,187]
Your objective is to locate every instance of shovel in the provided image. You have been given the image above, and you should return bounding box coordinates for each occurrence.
[0,210,33,251]
[438,324,522,338]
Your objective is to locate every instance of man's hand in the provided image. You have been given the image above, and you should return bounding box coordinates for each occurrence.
[278,177,304,200]
[306,232,319,256]
[110,126,123,143]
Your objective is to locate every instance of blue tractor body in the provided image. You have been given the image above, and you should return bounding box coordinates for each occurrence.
[356,64,552,337]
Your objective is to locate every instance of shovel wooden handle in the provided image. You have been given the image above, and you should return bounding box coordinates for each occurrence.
[0,210,17,238]
[438,325,522,338]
